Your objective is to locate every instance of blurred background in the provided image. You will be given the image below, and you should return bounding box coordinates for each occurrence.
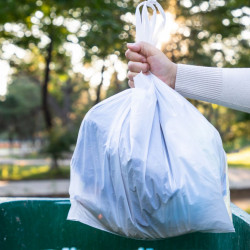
[0,0,249,213]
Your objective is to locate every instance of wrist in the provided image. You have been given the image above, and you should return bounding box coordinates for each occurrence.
[163,63,177,89]
[170,63,177,89]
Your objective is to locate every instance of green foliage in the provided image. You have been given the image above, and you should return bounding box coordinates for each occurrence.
[0,0,249,160]
[227,146,250,169]
[0,0,137,161]
[0,77,42,140]
[163,0,250,148]
[190,101,250,152]
[0,0,136,124]
[0,164,70,180]
[42,126,76,168]
[164,0,249,67]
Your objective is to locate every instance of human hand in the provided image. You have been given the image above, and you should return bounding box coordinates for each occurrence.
[125,42,177,89]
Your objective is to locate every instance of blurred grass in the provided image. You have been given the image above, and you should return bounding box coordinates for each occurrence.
[0,146,249,180]
[6,152,46,159]
[227,146,250,169]
[0,164,70,180]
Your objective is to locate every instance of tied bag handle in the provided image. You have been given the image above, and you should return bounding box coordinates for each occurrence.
[135,0,166,46]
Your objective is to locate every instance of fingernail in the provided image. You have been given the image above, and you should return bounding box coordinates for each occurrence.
[127,43,135,47]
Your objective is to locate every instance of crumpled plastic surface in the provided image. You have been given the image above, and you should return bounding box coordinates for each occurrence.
[67,0,235,239]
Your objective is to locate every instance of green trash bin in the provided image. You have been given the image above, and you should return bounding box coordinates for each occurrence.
[0,198,249,249]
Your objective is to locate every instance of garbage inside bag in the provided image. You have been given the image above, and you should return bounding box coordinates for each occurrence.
[67,0,235,239]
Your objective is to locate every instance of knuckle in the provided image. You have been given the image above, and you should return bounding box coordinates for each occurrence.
[125,49,130,58]
[129,80,134,88]
[140,55,145,62]
[128,61,133,70]
[140,42,145,52]
[138,41,143,49]
[135,54,141,62]
[142,63,147,72]
[128,72,137,80]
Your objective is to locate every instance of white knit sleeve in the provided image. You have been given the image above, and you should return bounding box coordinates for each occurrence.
[175,64,250,113]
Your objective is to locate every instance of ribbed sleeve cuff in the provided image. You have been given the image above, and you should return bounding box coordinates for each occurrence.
[222,68,250,113]
[175,64,223,103]
[175,64,250,113]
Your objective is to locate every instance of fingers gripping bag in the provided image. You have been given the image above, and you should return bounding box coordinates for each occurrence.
[67,0,235,239]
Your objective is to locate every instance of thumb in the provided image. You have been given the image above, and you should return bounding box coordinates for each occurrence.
[138,42,159,57]
[127,42,159,57]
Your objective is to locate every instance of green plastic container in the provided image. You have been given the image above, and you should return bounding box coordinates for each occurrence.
[0,198,249,249]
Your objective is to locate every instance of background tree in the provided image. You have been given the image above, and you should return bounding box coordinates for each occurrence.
[0,0,249,165]
[0,0,136,168]
[160,0,250,150]
[0,77,42,142]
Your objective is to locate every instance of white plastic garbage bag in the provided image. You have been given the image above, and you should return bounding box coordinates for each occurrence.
[67,0,235,239]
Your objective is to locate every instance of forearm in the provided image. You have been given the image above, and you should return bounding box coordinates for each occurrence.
[175,64,250,113]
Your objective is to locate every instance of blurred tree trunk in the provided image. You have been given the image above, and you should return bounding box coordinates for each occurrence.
[95,64,105,105]
[62,80,72,127]
[8,130,14,156]
[51,157,59,170]
[113,72,122,93]
[42,38,53,130]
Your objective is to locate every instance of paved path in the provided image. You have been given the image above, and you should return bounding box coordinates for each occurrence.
[0,168,249,195]
[0,168,249,211]
[0,179,70,197]
[228,168,250,189]
[1,158,248,189]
